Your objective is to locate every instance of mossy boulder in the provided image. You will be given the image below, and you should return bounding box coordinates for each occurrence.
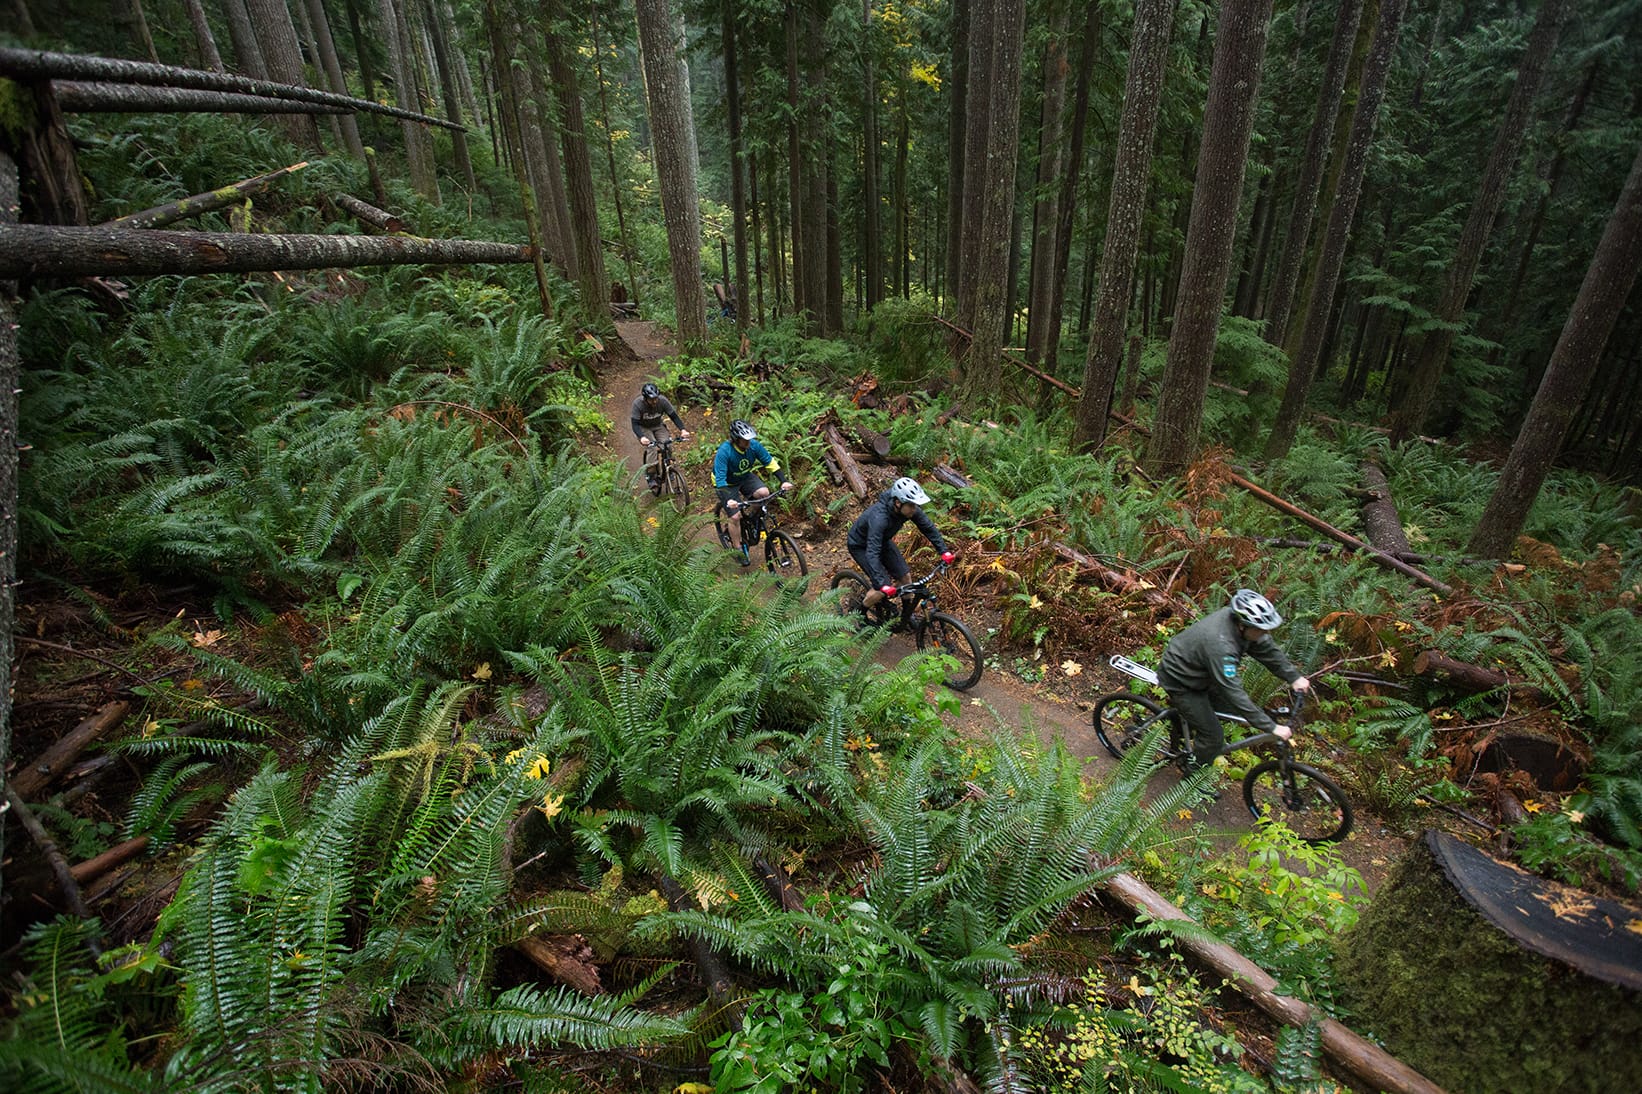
[1335,830,1642,1094]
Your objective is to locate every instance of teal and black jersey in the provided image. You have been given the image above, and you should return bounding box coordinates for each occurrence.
[1157,606,1300,732]
[713,439,786,499]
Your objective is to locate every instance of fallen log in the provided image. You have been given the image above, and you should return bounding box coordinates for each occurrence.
[1360,462,1412,555]
[1225,470,1455,598]
[1413,649,1546,700]
[0,225,534,278]
[1050,542,1181,612]
[821,452,845,486]
[0,47,466,131]
[55,82,349,115]
[932,313,1079,396]
[334,193,404,233]
[659,874,745,1027]
[9,700,128,800]
[930,463,971,489]
[5,788,98,944]
[935,404,963,427]
[821,420,870,499]
[102,161,308,230]
[853,425,893,462]
[514,934,603,995]
[1105,871,1446,1094]
[69,835,151,885]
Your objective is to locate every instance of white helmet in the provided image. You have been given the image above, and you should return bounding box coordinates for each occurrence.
[1230,588,1283,630]
[887,477,930,506]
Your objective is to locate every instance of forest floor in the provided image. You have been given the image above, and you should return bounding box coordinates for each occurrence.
[595,320,1416,893]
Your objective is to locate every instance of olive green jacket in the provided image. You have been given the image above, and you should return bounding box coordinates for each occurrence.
[1157,607,1300,732]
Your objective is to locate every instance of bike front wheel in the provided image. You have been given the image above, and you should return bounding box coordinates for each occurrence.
[918,612,983,691]
[665,466,689,513]
[1242,760,1353,843]
[765,530,808,577]
[1091,693,1175,762]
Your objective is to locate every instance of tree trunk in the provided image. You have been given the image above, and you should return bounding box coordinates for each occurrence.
[334,192,404,231]
[1232,169,1273,317]
[124,0,161,63]
[1042,3,1102,376]
[1387,0,1567,444]
[633,0,707,348]
[378,0,441,199]
[1263,0,1362,345]
[298,0,365,158]
[861,0,882,311]
[54,83,346,116]
[185,0,226,71]
[723,3,750,328]
[961,0,1024,393]
[1263,0,1406,460]
[954,0,993,333]
[943,0,968,313]
[1466,140,1642,557]
[1146,0,1275,476]
[0,47,462,128]
[1024,1,1070,369]
[894,92,909,298]
[220,0,271,79]
[105,160,309,228]
[1072,0,1177,451]
[0,224,533,278]
[589,7,639,308]
[485,0,555,319]
[245,0,325,150]
[784,2,806,321]
[344,0,378,101]
[825,154,843,333]
[10,81,91,225]
[418,0,474,189]
[0,150,19,881]
[512,52,569,273]
[543,1,607,319]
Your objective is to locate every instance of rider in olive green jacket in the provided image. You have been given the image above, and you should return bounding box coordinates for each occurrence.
[1158,589,1311,770]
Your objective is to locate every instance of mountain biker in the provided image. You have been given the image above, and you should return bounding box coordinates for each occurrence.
[713,419,793,559]
[1157,589,1312,773]
[848,477,954,611]
[631,382,690,491]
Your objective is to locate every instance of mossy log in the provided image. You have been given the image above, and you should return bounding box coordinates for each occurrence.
[103,161,308,229]
[1335,830,1642,1094]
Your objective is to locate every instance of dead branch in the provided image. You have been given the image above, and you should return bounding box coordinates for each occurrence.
[5,788,99,947]
[659,874,746,1028]
[55,82,349,115]
[930,463,971,489]
[820,419,870,499]
[1224,470,1455,598]
[1049,542,1183,612]
[514,934,603,996]
[102,161,309,230]
[931,313,1079,396]
[1104,872,1446,1094]
[9,700,129,800]
[70,835,151,885]
[1413,650,1546,700]
[334,193,404,233]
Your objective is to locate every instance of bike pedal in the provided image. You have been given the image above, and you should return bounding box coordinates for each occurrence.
[718,529,734,549]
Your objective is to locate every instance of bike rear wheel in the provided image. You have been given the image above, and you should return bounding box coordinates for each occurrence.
[918,611,983,690]
[1242,760,1353,843]
[830,571,890,627]
[1092,693,1176,762]
[665,466,689,512]
[765,529,808,577]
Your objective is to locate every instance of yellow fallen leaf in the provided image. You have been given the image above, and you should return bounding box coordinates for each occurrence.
[1378,649,1398,669]
[1627,919,1642,937]
[1061,660,1083,676]
[537,792,565,820]
[1029,595,1044,610]
[1567,809,1585,824]
[675,1084,714,1094]
[191,629,223,648]
[1176,808,1193,820]
[472,662,492,681]
[527,755,551,779]
[1523,800,1543,813]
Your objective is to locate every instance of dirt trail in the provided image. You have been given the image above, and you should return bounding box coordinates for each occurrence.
[591,322,1405,888]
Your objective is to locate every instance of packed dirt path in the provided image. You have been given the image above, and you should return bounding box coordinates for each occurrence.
[591,322,1406,889]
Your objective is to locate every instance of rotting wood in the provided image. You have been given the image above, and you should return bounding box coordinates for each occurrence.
[514,934,603,995]
[54,81,349,115]
[1225,470,1455,598]
[853,424,893,462]
[9,700,128,800]
[1050,542,1182,612]
[1104,871,1447,1094]
[1413,649,1547,700]
[0,225,534,278]
[5,788,99,947]
[821,419,870,499]
[935,403,963,427]
[931,462,971,489]
[69,835,150,884]
[659,874,746,1028]
[103,161,308,230]
[334,193,404,233]
[821,452,845,486]
[1360,462,1412,555]
[752,852,802,912]
[0,46,466,131]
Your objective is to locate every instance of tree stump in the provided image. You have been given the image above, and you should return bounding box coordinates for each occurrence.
[1335,830,1642,1094]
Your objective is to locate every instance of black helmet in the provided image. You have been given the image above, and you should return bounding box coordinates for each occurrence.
[1230,588,1283,630]
[641,382,660,399]
[730,419,757,442]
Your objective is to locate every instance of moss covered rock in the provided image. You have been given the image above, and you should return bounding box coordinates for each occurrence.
[1335,831,1642,1094]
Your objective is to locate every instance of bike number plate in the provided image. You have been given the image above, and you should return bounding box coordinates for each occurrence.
[1108,655,1159,686]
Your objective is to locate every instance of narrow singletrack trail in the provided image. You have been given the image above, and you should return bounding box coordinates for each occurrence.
[590,322,1406,888]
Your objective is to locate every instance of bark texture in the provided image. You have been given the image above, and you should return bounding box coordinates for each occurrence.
[962,0,1025,390]
[303,0,366,158]
[104,160,309,228]
[1147,0,1275,475]
[543,2,608,319]
[0,150,18,879]
[53,82,350,115]
[633,0,707,347]
[244,0,325,150]
[1467,139,1642,558]
[377,0,441,199]
[185,0,226,71]
[1072,0,1177,450]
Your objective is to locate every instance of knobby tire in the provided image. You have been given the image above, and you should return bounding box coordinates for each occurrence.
[1091,693,1175,762]
[1242,759,1353,843]
[665,466,689,513]
[766,530,808,577]
[918,612,983,690]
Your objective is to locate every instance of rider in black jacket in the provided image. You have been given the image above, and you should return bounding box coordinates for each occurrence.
[847,477,954,610]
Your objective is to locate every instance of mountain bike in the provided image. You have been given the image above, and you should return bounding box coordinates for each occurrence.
[641,433,690,513]
[1091,654,1352,843]
[713,494,807,577]
[831,564,984,691]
